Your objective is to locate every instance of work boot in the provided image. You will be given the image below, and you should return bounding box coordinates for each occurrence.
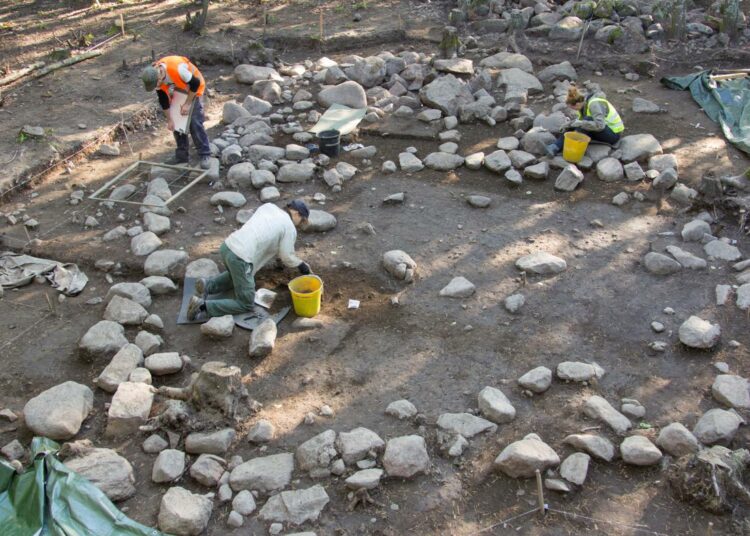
[545,143,559,157]
[187,296,206,321]
[194,277,208,300]
[165,154,188,166]
[199,156,212,170]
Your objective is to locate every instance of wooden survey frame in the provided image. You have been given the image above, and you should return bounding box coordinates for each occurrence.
[88,160,208,207]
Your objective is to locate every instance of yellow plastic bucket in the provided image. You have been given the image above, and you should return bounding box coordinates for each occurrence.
[288,275,323,318]
[562,131,591,163]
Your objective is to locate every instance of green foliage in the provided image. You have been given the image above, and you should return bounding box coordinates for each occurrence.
[608,25,623,43]
[17,132,29,144]
[573,1,596,19]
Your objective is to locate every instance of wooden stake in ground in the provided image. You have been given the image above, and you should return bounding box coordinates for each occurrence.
[535,469,546,516]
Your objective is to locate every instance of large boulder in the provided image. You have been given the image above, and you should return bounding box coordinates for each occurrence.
[693,409,743,445]
[229,453,294,493]
[144,250,188,279]
[317,81,367,109]
[549,16,585,41]
[494,434,560,478]
[158,486,213,536]
[619,134,663,162]
[23,381,94,440]
[79,320,128,358]
[419,75,475,116]
[496,68,543,95]
[678,315,720,349]
[479,52,533,73]
[222,102,250,124]
[538,61,577,83]
[344,56,386,88]
[258,485,329,525]
[382,435,430,478]
[234,65,281,84]
[63,444,136,501]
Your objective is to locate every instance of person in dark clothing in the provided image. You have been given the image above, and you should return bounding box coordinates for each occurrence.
[141,55,211,168]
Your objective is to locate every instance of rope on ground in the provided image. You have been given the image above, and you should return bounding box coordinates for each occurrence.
[547,507,672,536]
[469,507,539,535]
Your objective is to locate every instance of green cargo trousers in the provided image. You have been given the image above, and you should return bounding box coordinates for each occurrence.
[204,243,256,317]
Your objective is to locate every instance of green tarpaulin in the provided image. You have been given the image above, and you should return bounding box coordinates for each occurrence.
[662,70,750,156]
[0,437,161,536]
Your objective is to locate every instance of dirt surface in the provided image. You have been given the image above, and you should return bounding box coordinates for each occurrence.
[2,1,750,535]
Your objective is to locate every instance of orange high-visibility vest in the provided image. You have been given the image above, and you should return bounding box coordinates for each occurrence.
[156,56,205,97]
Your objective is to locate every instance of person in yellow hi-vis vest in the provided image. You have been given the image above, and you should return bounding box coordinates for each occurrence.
[141,56,211,169]
[547,86,625,156]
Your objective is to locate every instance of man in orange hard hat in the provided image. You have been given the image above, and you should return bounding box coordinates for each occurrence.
[142,56,211,169]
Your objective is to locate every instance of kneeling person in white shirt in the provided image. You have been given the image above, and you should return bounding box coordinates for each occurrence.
[188,200,311,320]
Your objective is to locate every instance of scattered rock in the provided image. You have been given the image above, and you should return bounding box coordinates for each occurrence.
[382,250,417,283]
[258,485,329,525]
[158,486,213,536]
[644,252,681,275]
[23,381,93,440]
[63,444,135,501]
[504,293,525,313]
[620,436,662,465]
[437,412,497,438]
[190,454,226,487]
[106,381,154,436]
[704,240,742,261]
[104,295,148,326]
[232,490,257,515]
[152,449,187,483]
[656,423,700,457]
[556,361,604,382]
[439,277,476,298]
[515,252,567,275]
[336,428,384,464]
[296,429,337,472]
[79,320,128,358]
[145,352,183,375]
[200,315,235,339]
[230,452,294,493]
[383,435,430,478]
[186,428,236,455]
[345,468,383,489]
[477,386,516,423]
[678,316,720,349]
[560,452,590,485]
[518,366,552,393]
[247,419,275,443]
[97,344,144,393]
[563,434,615,462]
[712,375,750,409]
[386,399,418,419]
[249,318,277,357]
[494,434,560,478]
[693,409,743,445]
[583,395,631,434]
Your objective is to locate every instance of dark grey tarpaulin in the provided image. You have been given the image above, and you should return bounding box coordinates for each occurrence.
[662,70,750,156]
[0,252,88,295]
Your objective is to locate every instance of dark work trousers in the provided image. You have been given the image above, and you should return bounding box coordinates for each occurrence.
[554,115,621,151]
[174,97,211,162]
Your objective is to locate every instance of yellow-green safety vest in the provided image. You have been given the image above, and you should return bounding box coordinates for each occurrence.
[579,97,624,133]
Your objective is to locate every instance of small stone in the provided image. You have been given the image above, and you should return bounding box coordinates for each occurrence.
[232,490,257,515]
[612,192,629,206]
[336,428,384,464]
[644,252,681,275]
[556,361,604,382]
[106,382,154,436]
[704,240,742,261]
[143,434,169,454]
[189,454,226,487]
[249,318,277,357]
[1,440,25,461]
[145,352,183,375]
[386,399,417,419]
[439,277,476,298]
[504,293,525,313]
[515,252,566,275]
[517,366,552,393]
[467,195,491,208]
[247,419,275,443]
[651,321,665,333]
[185,428,236,455]
[227,511,244,528]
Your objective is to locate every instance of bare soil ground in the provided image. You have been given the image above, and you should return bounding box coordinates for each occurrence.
[1,1,750,535]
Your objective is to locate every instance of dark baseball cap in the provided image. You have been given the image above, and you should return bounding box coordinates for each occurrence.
[286,199,310,219]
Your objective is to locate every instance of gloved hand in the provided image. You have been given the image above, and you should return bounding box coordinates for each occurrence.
[298,261,311,275]
[558,119,573,134]
[569,119,584,129]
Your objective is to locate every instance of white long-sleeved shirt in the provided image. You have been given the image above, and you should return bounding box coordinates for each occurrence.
[224,203,302,274]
